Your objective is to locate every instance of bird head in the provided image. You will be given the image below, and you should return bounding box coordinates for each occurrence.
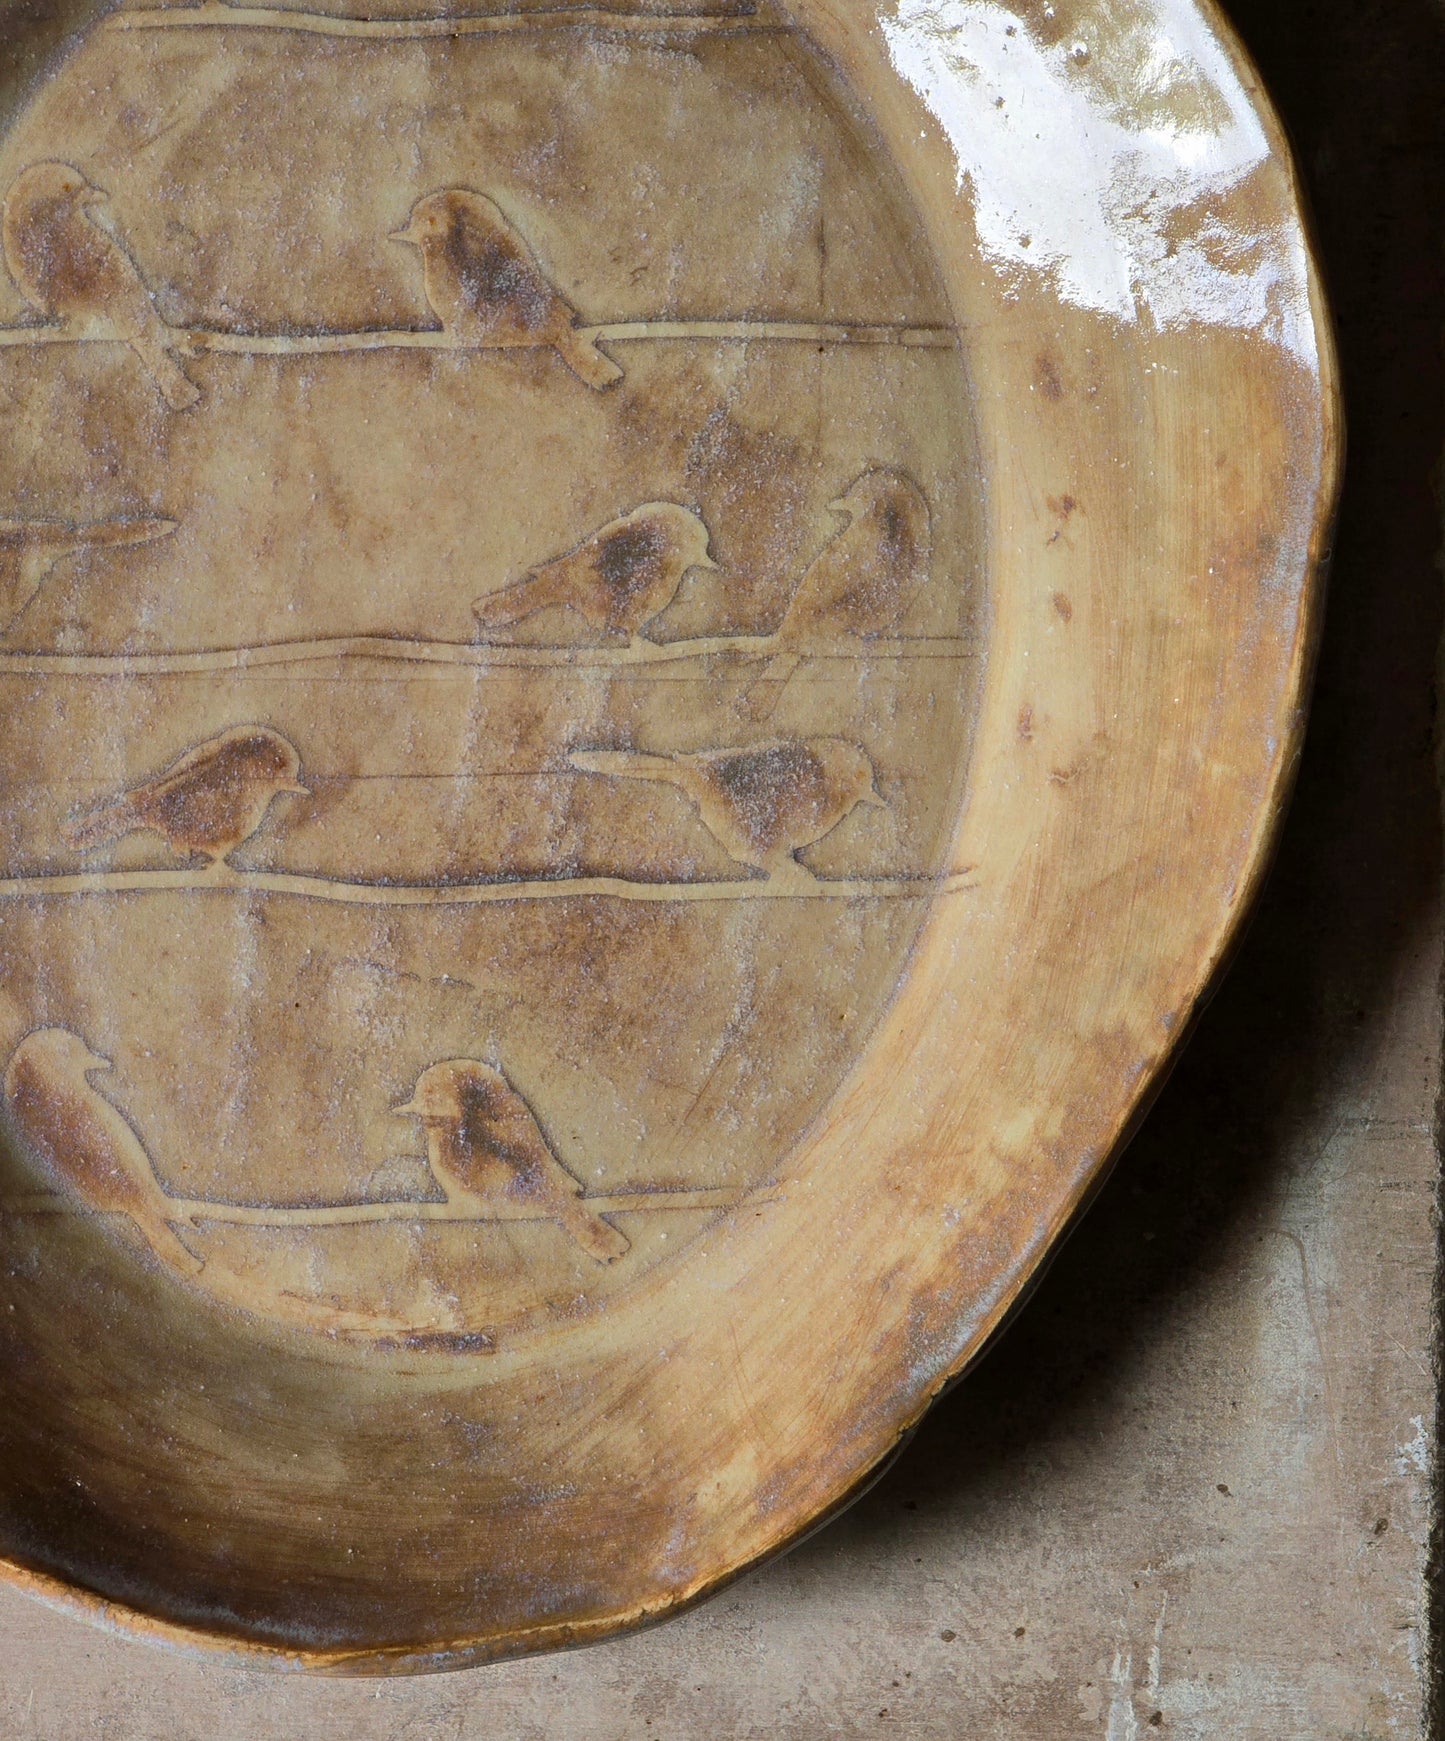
[394,1059,508,1126]
[6,161,105,217]
[390,194,446,250]
[636,503,719,573]
[817,738,888,810]
[231,727,310,797]
[391,189,500,250]
[9,1027,112,1088]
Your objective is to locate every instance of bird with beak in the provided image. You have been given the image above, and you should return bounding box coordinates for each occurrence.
[2,160,200,409]
[568,736,888,887]
[395,1059,630,1264]
[62,725,310,868]
[474,502,718,646]
[390,188,622,389]
[4,1027,201,1275]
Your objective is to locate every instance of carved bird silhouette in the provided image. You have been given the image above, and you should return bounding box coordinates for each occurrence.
[0,515,176,634]
[4,1028,200,1274]
[749,470,932,711]
[390,189,622,389]
[2,161,200,410]
[62,726,309,866]
[394,1060,630,1264]
[568,737,886,883]
[474,503,717,645]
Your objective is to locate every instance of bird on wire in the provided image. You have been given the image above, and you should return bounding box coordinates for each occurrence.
[3,161,201,410]
[0,514,176,634]
[394,1060,631,1264]
[474,503,717,646]
[62,725,309,868]
[568,736,886,886]
[746,469,931,715]
[4,1027,201,1275]
[390,189,622,389]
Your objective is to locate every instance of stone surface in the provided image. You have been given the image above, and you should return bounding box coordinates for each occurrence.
[0,0,1436,1726]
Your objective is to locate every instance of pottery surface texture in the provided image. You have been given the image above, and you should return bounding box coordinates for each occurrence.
[0,0,1338,1670]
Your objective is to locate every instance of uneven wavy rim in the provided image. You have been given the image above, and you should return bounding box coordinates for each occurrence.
[0,0,1344,1675]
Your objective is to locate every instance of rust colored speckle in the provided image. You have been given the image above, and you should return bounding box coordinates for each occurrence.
[1017,704,1034,742]
[708,742,824,852]
[879,498,907,561]
[449,223,548,332]
[5,1049,72,1176]
[1035,354,1064,400]
[452,1076,545,1194]
[1052,591,1073,622]
[596,520,667,606]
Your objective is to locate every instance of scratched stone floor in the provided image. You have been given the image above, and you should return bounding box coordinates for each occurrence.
[0,0,1440,1733]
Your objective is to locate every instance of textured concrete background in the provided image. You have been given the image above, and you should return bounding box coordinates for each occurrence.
[0,0,1440,1733]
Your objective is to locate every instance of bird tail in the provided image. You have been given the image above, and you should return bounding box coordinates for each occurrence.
[1,520,178,637]
[473,564,572,636]
[560,1199,631,1264]
[554,326,624,391]
[61,796,136,853]
[0,548,62,634]
[133,1209,204,1276]
[568,750,678,785]
[738,651,801,722]
[129,328,201,411]
[87,516,180,553]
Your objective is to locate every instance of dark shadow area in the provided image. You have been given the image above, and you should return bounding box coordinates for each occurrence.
[789,0,1445,1704]
[0,0,111,132]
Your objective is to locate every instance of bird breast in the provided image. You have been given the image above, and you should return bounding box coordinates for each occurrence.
[443,1079,552,1197]
[6,1054,133,1207]
[593,520,670,608]
[6,200,127,319]
[437,1126,547,1200]
[437,221,554,336]
[704,743,829,848]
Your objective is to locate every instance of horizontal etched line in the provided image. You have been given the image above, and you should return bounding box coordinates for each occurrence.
[0,633,973,676]
[0,320,956,353]
[0,324,94,347]
[0,1182,780,1225]
[0,866,975,904]
[107,4,777,38]
[589,320,955,349]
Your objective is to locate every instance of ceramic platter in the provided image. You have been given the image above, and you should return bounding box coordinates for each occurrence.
[0,0,1338,1671]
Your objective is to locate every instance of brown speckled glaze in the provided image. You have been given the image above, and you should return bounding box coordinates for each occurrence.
[0,0,1338,1672]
